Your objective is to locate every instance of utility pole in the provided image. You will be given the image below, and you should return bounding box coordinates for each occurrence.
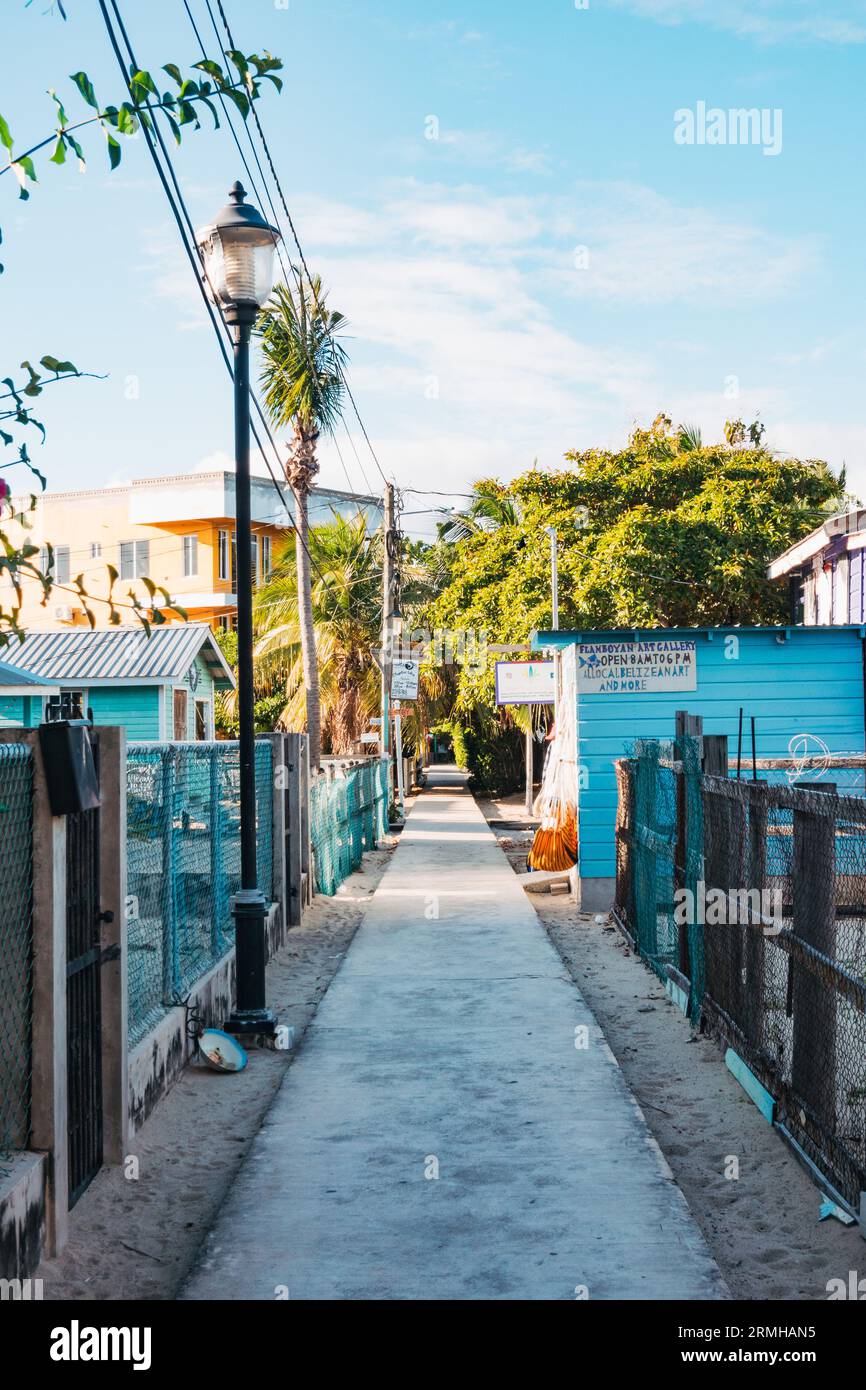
[546,525,559,630]
[380,482,395,761]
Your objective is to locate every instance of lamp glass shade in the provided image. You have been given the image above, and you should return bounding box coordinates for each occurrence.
[197,223,278,309]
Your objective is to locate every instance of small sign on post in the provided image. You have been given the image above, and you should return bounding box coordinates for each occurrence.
[494,660,555,706]
[390,659,420,700]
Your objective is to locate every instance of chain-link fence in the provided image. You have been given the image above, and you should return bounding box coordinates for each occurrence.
[127,740,274,1046]
[310,759,389,895]
[615,740,866,1208]
[702,776,866,1209]
[0,744,34,1157]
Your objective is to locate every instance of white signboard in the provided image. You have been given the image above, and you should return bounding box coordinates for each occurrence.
[494,660,556,706]
[390,659,420,700]
[576,640,697,694]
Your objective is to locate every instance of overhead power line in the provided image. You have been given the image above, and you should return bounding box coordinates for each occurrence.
[208,0,390,488]
[98,0,363,605]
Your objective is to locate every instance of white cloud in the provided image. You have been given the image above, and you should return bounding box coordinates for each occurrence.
[612,0,866,45]
[547,182,818,305]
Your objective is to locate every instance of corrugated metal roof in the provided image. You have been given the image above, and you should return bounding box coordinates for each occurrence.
[0,657,56,687]
[11,624,234,686]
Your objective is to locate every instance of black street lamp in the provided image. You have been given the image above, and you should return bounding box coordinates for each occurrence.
[197,181,281,1036]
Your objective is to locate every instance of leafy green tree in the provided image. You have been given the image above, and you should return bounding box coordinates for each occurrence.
[425,417,844,790]
[257,278,348,770]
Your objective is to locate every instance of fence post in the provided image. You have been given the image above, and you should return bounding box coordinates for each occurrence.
[675,713,702,977]
[634,741,659,959]
[744,781,769,1047]
[0,729,69,1256]
[160,748,179,1002]
[299,734,311,905]
[209,748,225,961]
[283,732,302,928]
[261,733,287,941]
[791,802,837,1128]
[95,727,128,1167]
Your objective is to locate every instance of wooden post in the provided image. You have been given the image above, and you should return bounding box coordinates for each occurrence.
[284,732,303,927]
[0,729,69,1255]
[634,741,660,958]
[95,727,128,1167]
[525,721,534,814]
[262,733,287,941]
[675,712,702,977]
[744,781,768,1048]
[702,735,728,777]
[160,749,178,1001]
[299,733,311,905]
[791,803,837,1127]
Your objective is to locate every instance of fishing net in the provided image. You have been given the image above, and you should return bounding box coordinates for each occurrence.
[528,652,578,871]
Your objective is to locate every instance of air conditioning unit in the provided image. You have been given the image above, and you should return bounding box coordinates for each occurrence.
[53,605,74,622]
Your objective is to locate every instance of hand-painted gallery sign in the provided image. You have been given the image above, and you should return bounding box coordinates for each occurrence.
[576,640,697,694]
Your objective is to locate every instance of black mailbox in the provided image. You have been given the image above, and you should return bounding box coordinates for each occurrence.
[39,720,101,815]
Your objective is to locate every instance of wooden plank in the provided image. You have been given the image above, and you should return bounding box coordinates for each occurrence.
[725,1047,776,1124]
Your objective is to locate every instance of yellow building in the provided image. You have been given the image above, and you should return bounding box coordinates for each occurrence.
[6,470,382,633]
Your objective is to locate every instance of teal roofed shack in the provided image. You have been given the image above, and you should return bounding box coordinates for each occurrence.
[530,625,866,911]
[0,655,60,730]
[2,623,235,740]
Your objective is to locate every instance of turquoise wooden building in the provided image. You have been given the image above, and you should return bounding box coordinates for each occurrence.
[531,625,866,909]
[0,624,235,739]
[0,658,59,729]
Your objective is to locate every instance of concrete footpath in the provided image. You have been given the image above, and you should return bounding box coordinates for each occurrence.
[182,768,726,1300]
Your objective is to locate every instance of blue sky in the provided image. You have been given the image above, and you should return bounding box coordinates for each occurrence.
[3,0,866,534]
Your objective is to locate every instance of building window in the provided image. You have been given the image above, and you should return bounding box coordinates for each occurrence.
[218,529,229,581]
[120,539,150,581]
[216,613,238,633]
[195,699,210,741]
[45,689,85,722]
[53,545,71,584]
[261,534,272,581]
[251,536,258,586]
[39,545,71,583]
[183,534,198,578]
[89,542,102,559]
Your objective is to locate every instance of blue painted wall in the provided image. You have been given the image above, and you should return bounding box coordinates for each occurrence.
[87,686,162,740]
[536,627,866,882]
[0,695,43,727]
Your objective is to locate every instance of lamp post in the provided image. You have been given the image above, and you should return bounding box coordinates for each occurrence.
[197,182,281,1036]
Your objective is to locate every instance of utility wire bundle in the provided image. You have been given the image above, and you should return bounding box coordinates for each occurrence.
[528,657,578,872]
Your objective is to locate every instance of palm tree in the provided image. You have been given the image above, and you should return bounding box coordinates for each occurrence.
[437,478,520,543]
[250,512,382,754]
[257,277,348,769]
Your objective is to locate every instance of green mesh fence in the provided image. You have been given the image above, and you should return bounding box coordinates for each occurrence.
[127,740,273,1046]
[615,736,704,1020]
[0,744,34,1157]
[310,759,389,896]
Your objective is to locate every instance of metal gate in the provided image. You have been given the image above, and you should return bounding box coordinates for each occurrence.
[66,737,103,1208]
